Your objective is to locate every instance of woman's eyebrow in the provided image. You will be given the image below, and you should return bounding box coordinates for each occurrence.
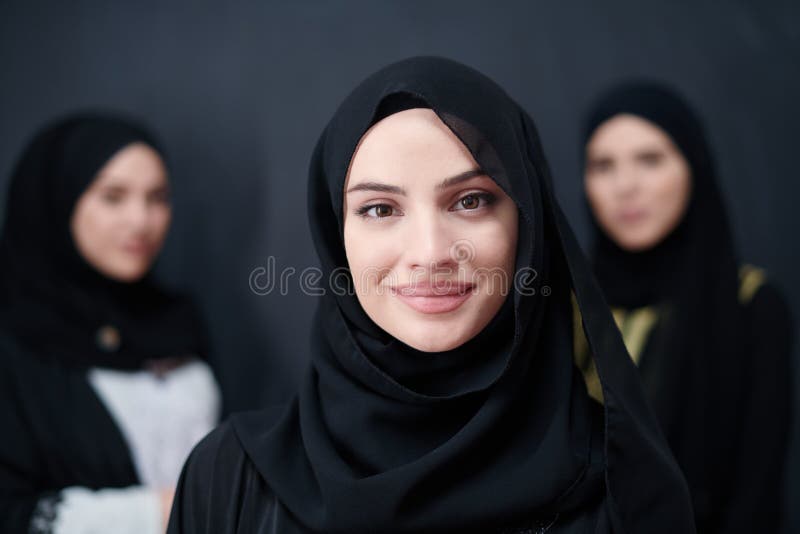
[633,147,665,156]
[346,169,487,196]
[346,182,406,195]
[435,169,486,191]
[97,183,127,191]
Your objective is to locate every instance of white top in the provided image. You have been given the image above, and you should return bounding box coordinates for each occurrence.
[36,359,220,534]
[50,486,163,534]
[88,359,221,487]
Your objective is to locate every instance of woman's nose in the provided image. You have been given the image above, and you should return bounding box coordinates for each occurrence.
[613,164,641,198]
[402,211,459,275]
[124,197,151,229]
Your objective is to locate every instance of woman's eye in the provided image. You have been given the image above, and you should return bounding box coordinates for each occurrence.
[358,204,394,218]
[102,193,124,204]
[148,191,171,205]
[587,159,613,174]
[374,205,393,217]
[460,195,480,210]
[452,192,494,211]
[638,152,664,167]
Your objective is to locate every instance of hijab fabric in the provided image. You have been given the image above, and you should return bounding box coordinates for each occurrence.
[233,58,694,533]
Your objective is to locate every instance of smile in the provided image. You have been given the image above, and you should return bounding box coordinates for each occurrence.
[390,282,475,314]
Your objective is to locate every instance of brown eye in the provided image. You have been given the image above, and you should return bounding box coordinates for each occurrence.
[451,192,495,212]
[357,203,398,219]
[460,194,480,210]
[375,205,393,217]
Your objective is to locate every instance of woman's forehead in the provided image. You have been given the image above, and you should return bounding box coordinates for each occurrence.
[349,109,476,172]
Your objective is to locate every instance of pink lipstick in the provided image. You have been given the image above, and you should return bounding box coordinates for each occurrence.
[390,282,475,314]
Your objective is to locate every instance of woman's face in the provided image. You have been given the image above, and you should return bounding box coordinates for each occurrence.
[584,114,692,252]
[70,142,171,282]
[343,108,518,353]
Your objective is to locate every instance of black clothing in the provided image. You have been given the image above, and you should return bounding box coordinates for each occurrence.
[0,333,140,531]
[582,83,793,533]
[170,57,695,533]
[0,113,209,532]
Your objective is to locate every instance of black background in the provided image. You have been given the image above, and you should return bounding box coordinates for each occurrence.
[1,1,798,530]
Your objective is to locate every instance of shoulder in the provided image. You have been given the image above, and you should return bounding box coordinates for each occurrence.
[181,420,250,482]
[169,420,264,533]
[737,268,794,362]
[738,264,791,315]
[187,404,288,469]
[169,408,291,534]
[739,266,792,332]
[748,281,791,320]
[176,404,288,494]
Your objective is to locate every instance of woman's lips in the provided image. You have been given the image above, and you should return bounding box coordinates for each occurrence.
[390,282,475,314]
[121,241,153,256]
[617,208,648,224]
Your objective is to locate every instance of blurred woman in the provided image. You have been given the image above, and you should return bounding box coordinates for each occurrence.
[577,83,793,533]
[0,114,221,533]
[168,57,695,533]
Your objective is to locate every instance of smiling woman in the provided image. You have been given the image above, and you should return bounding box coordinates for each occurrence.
[343,107,518,352]
[168,57,695,534]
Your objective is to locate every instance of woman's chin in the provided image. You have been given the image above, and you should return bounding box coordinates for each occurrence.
[391,322,477,353]
[94,261,151,283]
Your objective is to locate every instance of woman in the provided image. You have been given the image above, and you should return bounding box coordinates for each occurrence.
[168,57,695,533]
[578,83,793,533]
[0,114,221,533]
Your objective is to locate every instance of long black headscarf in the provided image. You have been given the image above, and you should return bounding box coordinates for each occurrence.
[582,83,745,525]
[233,58,694,533]
[0,113,206,369]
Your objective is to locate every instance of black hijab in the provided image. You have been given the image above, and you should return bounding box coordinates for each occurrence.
[582,83,746,525]
[233,58,694,532]
[0,113,206,369]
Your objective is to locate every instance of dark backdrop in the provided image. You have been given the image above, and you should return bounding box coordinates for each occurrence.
[1,1,798,530]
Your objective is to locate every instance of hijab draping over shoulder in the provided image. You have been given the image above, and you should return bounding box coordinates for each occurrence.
[168,57,695,533]
[0,113,206,368]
